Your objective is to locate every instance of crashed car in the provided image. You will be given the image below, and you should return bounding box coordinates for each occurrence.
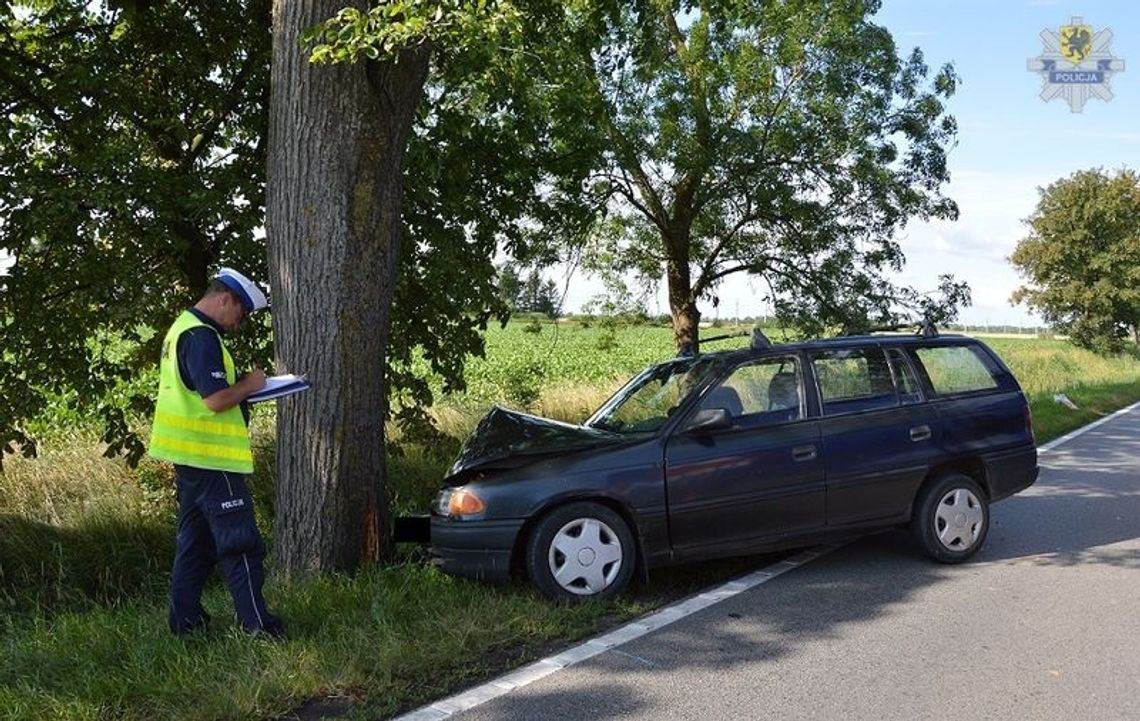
[430,330,1038,601]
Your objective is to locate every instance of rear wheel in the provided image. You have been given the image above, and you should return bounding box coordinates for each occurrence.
[910,473,989,563]
[525,502,636,601]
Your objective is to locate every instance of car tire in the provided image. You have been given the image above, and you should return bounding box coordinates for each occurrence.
[910,473,990,563]
[525,502,636,602]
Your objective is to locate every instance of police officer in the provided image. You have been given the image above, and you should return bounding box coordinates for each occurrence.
[149,268,284,637]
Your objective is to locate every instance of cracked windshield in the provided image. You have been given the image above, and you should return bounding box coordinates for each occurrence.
[588,356,720,433]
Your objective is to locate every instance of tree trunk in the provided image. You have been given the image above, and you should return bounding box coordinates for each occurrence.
[267,0,430,577]
[666,244,700,354]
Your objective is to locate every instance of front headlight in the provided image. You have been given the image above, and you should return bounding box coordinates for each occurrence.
[434,486,486,518]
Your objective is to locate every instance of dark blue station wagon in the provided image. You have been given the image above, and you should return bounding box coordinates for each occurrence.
[431,332,1039,601]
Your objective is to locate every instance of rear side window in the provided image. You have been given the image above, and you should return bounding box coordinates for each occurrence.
[914,346,999,395]
[811,348,897,416]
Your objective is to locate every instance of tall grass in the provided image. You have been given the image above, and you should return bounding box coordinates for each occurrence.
[0,436,173,615]
[984,337,1140,440]
[0,562,651,721]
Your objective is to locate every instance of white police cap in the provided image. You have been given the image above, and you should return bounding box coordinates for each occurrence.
[215,267,268,313]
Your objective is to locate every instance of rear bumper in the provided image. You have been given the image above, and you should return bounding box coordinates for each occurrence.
[986,445,1039,502]
[429,517,526,583]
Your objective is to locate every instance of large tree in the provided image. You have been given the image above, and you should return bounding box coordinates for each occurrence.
[269,0,600,573]
[1011,168,1140,353]
[557,0,963,350]
[0,0,584,465]
[268,0,431,573]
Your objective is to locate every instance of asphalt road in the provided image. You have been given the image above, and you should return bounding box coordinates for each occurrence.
[408,408,1140,720]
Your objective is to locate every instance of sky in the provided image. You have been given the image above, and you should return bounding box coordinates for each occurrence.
[559,0,1140,328]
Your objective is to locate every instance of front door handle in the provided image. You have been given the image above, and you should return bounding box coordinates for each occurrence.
[792,445,817,462]
[910,425,932,442]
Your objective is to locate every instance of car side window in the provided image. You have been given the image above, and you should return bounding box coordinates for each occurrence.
[698,357,802,426]
[811,347,898,416]
[913,345,999,395]
[886,348,922,405]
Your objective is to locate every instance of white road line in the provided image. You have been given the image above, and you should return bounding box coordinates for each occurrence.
[393,545,843,721]
[396,402,1139,721]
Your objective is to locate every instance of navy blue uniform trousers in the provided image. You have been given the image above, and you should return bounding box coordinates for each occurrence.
[169,465,282,635]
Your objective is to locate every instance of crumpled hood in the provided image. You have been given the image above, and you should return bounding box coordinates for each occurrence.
[448,406,625,477]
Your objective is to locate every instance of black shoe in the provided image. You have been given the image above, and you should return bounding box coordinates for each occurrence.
[245,615,286,639]
[170,608,212,635]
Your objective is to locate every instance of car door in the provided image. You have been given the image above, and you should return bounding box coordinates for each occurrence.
[664,354,825,555]
[813,345,940,526]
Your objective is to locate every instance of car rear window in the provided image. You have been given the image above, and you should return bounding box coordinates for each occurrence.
[914,345,999,395]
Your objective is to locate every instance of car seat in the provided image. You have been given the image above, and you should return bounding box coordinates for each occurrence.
[767,372,799,412]
[701,386,744,417]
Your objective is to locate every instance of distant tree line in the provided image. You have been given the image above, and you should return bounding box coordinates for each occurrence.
[497,264,562,319]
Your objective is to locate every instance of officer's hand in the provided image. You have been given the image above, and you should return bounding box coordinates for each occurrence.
[241,368,267,392]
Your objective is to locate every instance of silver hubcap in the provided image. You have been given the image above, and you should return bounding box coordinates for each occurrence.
[548,517,624,596]
[934,488,984,551]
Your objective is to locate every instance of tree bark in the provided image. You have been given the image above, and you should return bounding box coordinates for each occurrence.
[666,238,700,354]
[267,0,429,576]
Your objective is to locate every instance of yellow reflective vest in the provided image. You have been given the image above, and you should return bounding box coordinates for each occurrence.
[148,310,254,473]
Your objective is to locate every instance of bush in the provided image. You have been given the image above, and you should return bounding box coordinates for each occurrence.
[502,361,546,410]
[522,319,543,334]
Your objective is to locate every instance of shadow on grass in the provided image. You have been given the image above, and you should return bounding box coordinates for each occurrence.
[0,512,173,615]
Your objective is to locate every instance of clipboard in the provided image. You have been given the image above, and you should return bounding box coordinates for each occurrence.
[246,374,311,404]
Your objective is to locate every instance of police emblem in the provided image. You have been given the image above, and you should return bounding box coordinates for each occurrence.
[1028,17,1126,112]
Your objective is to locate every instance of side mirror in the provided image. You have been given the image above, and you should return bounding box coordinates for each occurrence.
[686,407,733,433]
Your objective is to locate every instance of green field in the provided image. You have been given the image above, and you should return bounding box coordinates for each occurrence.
[2,323,1139,720]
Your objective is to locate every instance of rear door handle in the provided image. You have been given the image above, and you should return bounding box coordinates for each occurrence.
[792,445,817,462]
[910,425,932,442]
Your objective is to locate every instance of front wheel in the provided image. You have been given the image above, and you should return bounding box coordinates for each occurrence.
[525,502,636,602]
[910,473,989,563]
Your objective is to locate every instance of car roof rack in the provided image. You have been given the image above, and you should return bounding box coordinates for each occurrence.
[677,329,759,357]
[841,320,939,338]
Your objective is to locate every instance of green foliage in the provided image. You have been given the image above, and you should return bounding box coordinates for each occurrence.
[436,322,675,408]
[492,264,562,319]
[302,0,521,66]
[1010,168,1140,353]
[521,318,544,334]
